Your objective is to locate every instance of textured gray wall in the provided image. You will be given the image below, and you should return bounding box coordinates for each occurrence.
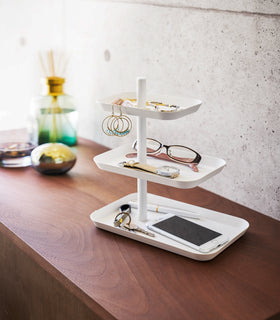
[0,0,279,219]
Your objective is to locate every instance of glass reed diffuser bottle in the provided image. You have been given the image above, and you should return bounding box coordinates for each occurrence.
[30,51,78,146]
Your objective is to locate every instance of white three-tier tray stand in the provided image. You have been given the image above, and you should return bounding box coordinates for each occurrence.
[90,78,249,261]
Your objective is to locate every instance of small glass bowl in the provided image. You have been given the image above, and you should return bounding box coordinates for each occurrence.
[0,142,36,167]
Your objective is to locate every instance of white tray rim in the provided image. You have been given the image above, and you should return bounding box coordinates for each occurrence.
[97,92,202,120]
[90,193,249,261]
[94,143,226,189]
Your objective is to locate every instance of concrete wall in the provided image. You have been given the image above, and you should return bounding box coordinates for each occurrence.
[0,0,279,220]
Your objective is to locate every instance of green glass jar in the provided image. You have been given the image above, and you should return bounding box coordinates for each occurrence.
[30,77,78,146]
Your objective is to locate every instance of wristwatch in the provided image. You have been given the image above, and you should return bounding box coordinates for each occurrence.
[119,160,180,178]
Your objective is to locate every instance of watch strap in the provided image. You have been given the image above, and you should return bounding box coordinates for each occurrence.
[123,161,158,174]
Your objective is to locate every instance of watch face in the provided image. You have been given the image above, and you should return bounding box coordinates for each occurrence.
[157,166,180,178]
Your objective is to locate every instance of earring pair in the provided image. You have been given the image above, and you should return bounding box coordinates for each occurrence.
[102,105,132,137]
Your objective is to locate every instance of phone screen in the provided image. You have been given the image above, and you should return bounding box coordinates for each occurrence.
[152,215,222,246]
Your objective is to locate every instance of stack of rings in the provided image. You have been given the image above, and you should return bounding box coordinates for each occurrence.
[114,204,132,227]
[102,105,132,137]
[114,211,131,227]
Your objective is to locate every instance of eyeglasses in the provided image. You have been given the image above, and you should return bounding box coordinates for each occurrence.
[132,138,201,165]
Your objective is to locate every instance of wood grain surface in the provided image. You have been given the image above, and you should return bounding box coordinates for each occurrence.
[0,136,280,320]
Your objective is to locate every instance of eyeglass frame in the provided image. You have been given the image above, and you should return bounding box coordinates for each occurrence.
[132,138,201,165]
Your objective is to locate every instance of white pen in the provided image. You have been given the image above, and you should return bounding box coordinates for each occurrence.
[128,201,201,219]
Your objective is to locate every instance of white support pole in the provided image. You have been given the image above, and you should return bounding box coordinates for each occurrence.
[136,77,147,221]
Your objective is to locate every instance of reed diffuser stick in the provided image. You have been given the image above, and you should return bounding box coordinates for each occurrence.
[38,52,48,77]
[61,52,72,77]
[56,51,64,77]
[48,50,55,76]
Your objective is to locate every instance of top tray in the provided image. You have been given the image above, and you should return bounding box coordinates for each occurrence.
[96,92,202,120]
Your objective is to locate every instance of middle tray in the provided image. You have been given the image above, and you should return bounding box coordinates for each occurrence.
[94,143,226,189]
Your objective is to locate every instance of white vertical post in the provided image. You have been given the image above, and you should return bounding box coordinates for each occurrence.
[136,77,147,221]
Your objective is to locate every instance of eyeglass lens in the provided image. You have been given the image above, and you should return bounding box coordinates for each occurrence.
[143,139,199,163]
[167,145,197,163]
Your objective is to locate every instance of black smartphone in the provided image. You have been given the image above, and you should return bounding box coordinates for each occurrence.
[147,214,228,253]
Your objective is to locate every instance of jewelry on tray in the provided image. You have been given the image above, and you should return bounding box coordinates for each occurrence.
[114,211,131,227]
[114,204,155,237]
[146,101,180,112]
[124,151,199,172]
[119,160,180,178]
[111,98,180,112]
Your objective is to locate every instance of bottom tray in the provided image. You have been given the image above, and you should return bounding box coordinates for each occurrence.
[90,193,249,261]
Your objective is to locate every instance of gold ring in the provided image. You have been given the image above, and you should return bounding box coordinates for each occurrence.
[114,212,131,227]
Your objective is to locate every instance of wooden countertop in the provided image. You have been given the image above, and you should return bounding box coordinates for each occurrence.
[0,137,279,320]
